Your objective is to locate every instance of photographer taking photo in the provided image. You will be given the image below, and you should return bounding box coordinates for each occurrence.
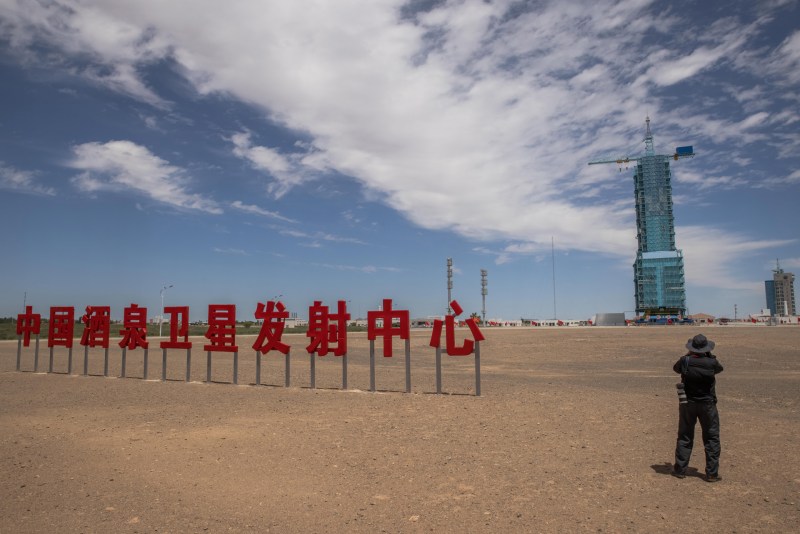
[672,334,724,482]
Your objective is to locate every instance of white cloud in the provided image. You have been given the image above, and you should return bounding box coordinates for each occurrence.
[3,0,797,291]
[312,263,401,274]
[68,140,221,213]
[229,200,296,223]
[213,247,249,256]
[230,132,324,198]
[678,226,794,290]
[0,161,56,196]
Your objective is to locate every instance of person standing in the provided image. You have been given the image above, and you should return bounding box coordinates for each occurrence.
[672,334,724,482]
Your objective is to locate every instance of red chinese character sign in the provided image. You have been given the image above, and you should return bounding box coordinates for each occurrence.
[119,304,148,350]
[430,300,485,396]
[16,306,41,347]
[252,300,291,387]
[161,306,192,350]
[204,305,239,384]
[367,299,412,393]
[306,300,349,356]
[253,301,290,355]
[306,301,350,390]
[80,306,110,348]
[368,299,410,357]
[15,306,42,372]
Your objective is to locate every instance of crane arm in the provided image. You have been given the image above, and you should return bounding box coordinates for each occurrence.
[587,156,639,166]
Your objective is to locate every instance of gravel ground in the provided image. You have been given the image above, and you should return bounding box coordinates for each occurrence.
[1,326,798,533]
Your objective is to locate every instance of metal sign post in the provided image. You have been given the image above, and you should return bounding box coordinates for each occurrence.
[233,352,239,385]
[34,335,40,372]
[405,338,411,393]
[435,345,442,394]
[255,351,262,386]
[284,351,291,387]
[206,351,212,383]
[310,353,316,389]
[161,349,168,381]
[185,349,191,382]
[83,345,89,376]
[143,348,149,380]
[48,346,54,373]
[475,341,481,397]
[121,348,127,378]
[342,352,348,390]
[369,339,376,392]
[16,336,22,371]
[103,347,109,377]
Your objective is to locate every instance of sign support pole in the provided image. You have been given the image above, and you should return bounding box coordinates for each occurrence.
[185,349,191,382]
[233,352,238,385]
[435,345,442,394]
[255,351,261,386]
[67,347,73,375]
[103,347,109,377]
[121,348,127,378]
[206,351,212,383]
[369,339,376,392]
[83,345,89,376]
[285,351,290,387]
[16,336,21,371]
[405,338,411,393]
[161,349,167,381]
[143,348,149,380]
[34,335,40,372]
[48,346,54,373]
[310,353,316,389]
[342,353,348,390]
[475,341,481,397]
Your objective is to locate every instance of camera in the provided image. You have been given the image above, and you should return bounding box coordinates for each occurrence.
[676,383,687,404]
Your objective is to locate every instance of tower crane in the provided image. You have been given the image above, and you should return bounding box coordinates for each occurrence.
[588,117,695,168]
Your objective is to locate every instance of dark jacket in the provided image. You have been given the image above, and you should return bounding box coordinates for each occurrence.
[674,352,724,402]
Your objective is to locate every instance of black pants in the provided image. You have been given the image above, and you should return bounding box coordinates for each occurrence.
[674,401,720,476]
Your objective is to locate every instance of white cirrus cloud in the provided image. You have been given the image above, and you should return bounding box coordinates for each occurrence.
[229,200,296,223]
[0,161,56,196]
[2,0,798,291]
[68,140,221,214]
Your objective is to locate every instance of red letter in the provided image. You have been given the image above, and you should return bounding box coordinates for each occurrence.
[204,304,238,352]
[16,306,41,347]
[253,300,290,355]
[119,304,149,349]
[48,307,75,348]
[367,299,410,357]
[429,300,484,356]
[161,306,192,349]
[306,300,350,356]
[80,306,111,349]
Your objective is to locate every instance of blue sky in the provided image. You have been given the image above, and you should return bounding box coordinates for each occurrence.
[1,0,798,321]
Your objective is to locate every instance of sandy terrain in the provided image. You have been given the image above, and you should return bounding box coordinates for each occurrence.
[1,326,798,533]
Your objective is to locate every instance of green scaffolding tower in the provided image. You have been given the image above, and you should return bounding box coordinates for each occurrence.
[589,117,695,317]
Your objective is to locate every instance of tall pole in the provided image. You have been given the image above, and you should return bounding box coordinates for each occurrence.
[447,258,453,315]
[159,284,173,337]
[551,237,557,321]
[480,269,487,324]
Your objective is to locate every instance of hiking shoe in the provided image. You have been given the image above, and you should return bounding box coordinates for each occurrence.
[671,470,686,479]
[704,474,722,483]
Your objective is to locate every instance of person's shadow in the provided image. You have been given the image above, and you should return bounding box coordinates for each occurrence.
[651,462,703,478]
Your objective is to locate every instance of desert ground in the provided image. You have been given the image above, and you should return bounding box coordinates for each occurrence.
[1,325,798,533]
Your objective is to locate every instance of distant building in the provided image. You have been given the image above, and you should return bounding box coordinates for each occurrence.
[765,260,796,316]
[593,313,626,326]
